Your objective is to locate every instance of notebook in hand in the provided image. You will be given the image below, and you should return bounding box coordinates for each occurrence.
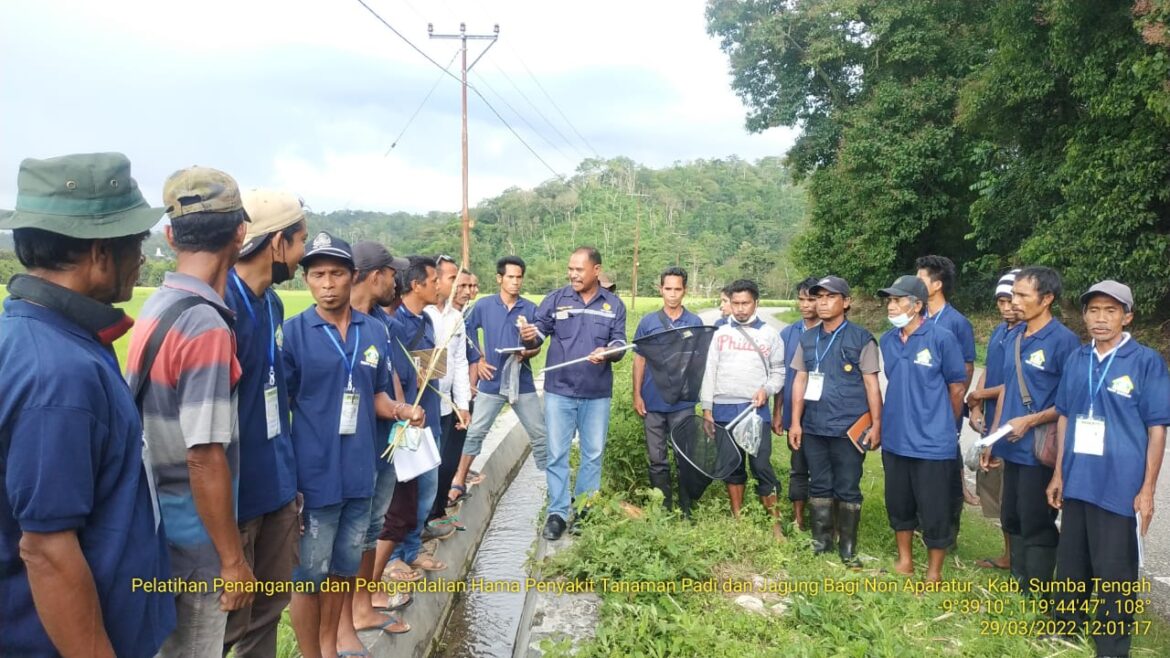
[847,412,873,453]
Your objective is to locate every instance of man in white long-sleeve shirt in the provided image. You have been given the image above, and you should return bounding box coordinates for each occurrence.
[700,279,786,538]
[424,255,471,530]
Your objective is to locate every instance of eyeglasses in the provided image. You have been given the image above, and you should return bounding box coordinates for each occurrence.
[435,254,456,265]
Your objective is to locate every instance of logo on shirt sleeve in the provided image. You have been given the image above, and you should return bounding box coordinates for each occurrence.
[914,348,933,367]
[1026,349,1046,369]
[1108,375,1134,398]
[362,345,380,368]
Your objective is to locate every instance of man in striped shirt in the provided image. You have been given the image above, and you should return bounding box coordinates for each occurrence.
[128,166,254,658]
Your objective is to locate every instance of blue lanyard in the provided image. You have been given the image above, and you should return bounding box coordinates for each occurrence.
[926,303,946,324]
[322,323,360,388]
[1086,340,1121,417]
[230,273,277,374]
[814,321,847,372]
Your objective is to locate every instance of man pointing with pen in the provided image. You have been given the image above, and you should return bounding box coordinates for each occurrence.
[520,246,627,541]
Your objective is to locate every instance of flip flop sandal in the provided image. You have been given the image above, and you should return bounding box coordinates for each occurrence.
[430,515,466,532]
[385,561,421,582]
[975,557,1009,570]
[375,591,413,611]
[467,471,486,486]
[447,484,473,505]
[355,613,410,635]
[337,650,370,657]
[411,555,447,572]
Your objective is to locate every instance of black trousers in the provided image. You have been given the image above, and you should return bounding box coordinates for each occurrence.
[430,410,469,521]
[1001,461,1060,547]
[1055,499,1141,658]
[643,409,693,510]
[803,433,864,503]
[788,442,809,502]
[720,421,779,497]
[882,451,955,549]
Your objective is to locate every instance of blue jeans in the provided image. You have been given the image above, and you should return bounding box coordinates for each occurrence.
[462,391,548,469]
[293,497,372,587]
[391,428,440,564]
[544,392,611,521]
[364,464,398,551]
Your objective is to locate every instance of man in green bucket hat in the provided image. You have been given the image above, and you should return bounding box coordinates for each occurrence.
[0,152,176,657]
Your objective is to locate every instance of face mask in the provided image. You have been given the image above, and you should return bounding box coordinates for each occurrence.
[888,312,913,328]
[271,261,292,285]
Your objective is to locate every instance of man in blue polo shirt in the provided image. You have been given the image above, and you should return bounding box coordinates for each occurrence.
[386,257,448,572]
[633,266,703,513]
[983,266,1080,594]
[772,276,820,531]
[520,246,628,541]
[223,188,307,658]
[0,153,175,657]
[916,255,980,545]
[1046,281,1170,658]
[283,233,412,658]
[878,275,967,582]
[453,255,548,497]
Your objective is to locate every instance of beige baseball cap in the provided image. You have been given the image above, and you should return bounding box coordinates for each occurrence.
[239,189,307,257]
[162,166,245,220]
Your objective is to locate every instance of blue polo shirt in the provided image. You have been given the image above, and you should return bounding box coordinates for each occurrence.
[283,307,390,508]
[926,303,977,364]
[466,294,538,396]
[992,318,1080,466]
[981,321,1020,433]
[225,270,296,522]
[0,298,174,657]
[533,286,628,399]
[367,304,400,472]
[879,322,968,460]
[633,307,704,414]
[1055,338,1170,517]
[779,321,817,430]
[386,304,443,441]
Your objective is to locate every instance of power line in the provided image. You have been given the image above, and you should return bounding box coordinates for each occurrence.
[353,0,462,86]
[506,44,602,158]
[490,61,588,161]
[471,70,576,169]
[384,48,461,155]
[467,81,567,181]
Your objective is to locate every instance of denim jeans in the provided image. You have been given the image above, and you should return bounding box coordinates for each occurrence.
[544,392,611,521]
[156,590,226,658]
[390,460,438,565]
[463,391,548,469]
[292,497,372,587]
[364,464,398,550]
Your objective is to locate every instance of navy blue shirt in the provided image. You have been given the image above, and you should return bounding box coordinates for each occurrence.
[1055,338,1170,517]
[283,307,391,508]
[926,303,977,365]
[981,321,1020,433]
[367,304,400,472]
[633,307,704,414]
[466,294,538,395]
[879,322,968,460]
[387,304,443,442]
[992,318,1080,466]
[0,298,175,657]
[533,286,628,399]
[779,321,816,431]
[224,270,296,522]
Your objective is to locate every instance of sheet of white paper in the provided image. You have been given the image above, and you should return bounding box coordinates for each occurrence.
[495,346,526,354]
[1137,511,1146,569]
[975,424,1014,449]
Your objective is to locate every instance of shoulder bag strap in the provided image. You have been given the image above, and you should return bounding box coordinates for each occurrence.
[132,296,218,407]
[1013,332,1034,411]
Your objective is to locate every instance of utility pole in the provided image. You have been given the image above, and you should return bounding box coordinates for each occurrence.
[627,191,650,311]
[429,22,499,267]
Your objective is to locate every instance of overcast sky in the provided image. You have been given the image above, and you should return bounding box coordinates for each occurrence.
[0,0,795,214]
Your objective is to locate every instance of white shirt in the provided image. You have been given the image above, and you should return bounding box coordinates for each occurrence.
[424,302,471,415]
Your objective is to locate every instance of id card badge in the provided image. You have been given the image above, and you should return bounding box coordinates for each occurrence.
[1073,414,1105,456]
[264,367,281,439]
[140,435,161,530]
[339,382,360,435]
[805,371,825,401]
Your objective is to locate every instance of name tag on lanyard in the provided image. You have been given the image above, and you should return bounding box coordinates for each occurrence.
[339,380,360,435]
[1073,414,1105,456]
[805,372,825,401]
[264,368,281,439]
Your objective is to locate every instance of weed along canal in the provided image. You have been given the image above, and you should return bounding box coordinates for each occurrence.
[438,459,546,657]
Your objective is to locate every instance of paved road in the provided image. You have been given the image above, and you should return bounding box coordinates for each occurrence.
[699,307,1170,617]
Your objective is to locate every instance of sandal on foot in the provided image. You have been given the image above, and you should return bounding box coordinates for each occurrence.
[975,557,1009,570]
[447,484,473,505]
[411,555,446,571]
[375,591,413,611]
[467,470,485,486]
[384,560,421,582]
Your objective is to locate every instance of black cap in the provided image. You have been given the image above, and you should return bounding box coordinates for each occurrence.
[300,231,354,269]
[809,275,851,297]
[353,241,409,272]
[878,274,929,301]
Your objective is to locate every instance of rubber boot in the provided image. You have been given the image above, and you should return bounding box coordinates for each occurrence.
[1025,545,1057,597]
[836,502,862,567]
[809,497,835,554]
[1008,534,1027,591]
[649,471,673,510]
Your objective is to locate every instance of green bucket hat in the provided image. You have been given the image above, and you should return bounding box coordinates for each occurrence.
[0,152,165,239]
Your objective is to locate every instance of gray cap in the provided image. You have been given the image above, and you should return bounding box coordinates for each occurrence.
[353,241,409,272]
[809,275,850,297]
[878,274,929,301]
[1080,280,1134,312]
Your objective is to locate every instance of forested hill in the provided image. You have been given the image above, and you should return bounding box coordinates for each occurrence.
[308,156,805,297]
[0,156,806,297]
